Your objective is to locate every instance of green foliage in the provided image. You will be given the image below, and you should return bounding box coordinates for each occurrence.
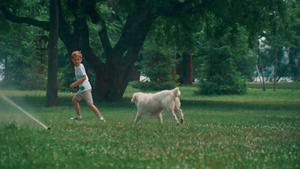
[0,88,299,168]
[150,16,198,53]
[22,71,47,90]
[131,81,178,91]
[257,1,299,80]
[0,14,12,33]
[0,26,28,89]
[250,0,300,82]
[132,40,179,90]
[1,0,299,101]
[57,63,75,92]
[140,54,174,83]
[196,27,248,95]
[236,50,257,81]
[0,0,51,90]
[0,0,24,11]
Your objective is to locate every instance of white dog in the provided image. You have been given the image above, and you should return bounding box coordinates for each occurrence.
[131,87,184,124]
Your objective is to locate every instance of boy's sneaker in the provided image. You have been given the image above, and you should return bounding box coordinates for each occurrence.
[71,115,82,120]
[99,117,106,122]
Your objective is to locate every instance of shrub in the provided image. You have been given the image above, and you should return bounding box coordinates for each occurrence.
[196,34,247,95]
[131,81,178,91]
[132,42,179,91]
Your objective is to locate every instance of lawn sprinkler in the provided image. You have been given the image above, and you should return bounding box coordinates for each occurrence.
[1,93,51,130]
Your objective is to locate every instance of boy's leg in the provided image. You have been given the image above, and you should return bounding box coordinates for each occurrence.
[72,99,81,116]
[72,90,83,117]
[88,104,103,118]
[82,90,104,120]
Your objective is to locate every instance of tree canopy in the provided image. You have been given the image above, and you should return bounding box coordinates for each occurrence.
[0,0,298,101]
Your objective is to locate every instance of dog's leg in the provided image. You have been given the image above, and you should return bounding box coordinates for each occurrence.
[157,112,163,124]
[134,113,142,123]
[175,109,184,124]
[174,98,184,124]
[167,109,179,125]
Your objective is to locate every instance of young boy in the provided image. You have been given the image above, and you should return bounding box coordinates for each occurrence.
[70,51,106,122]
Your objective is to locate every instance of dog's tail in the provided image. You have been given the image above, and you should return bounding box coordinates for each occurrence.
[173,87,181,97]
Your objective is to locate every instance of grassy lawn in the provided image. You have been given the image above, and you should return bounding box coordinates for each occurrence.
[0,86,299,168]
[247,82,300,90]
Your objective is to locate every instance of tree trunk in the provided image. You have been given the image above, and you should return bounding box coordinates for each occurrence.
[292,71,300,91]
[180,52,193,85]
[94,62,135,101]
[256,65,264,90]
[257,40,265,91]
[190,54,193,86]
[274,49,278,91]
[260,64,266,91]
[91,12,156,101]
[45,0,60,107]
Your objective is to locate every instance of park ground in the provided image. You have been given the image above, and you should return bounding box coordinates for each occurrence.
[0,84,299,168]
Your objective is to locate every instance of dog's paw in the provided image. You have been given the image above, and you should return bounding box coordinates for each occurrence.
[180,119,184,124]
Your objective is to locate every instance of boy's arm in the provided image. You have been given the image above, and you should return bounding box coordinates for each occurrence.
[70,75,86,88]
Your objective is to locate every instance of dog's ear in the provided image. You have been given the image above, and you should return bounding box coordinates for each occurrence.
[173,87,181,97]
[131,94,138,106]
[131,94,137,103]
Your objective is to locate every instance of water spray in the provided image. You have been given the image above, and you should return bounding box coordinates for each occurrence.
[0,93,51,130]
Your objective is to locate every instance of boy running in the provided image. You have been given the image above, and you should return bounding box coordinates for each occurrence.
[70,51,105,122]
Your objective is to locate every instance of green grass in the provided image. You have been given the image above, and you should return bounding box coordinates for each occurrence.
[0,87,299,168]
[247,82,300,90]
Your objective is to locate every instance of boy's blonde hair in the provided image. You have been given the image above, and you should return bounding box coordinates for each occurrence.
[71,51,82,58]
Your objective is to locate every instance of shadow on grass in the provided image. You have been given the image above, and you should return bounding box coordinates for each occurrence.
[3,94,300,113]
[180,99,300,112]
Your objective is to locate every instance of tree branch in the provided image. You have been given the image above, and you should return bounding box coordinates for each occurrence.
[62,0,103,68]
[0,6,49,30]
[0,3,78,55]
[82,0,113,57]
[56,1,79,53]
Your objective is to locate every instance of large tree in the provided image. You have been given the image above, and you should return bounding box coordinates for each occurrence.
[0,0,292,101]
